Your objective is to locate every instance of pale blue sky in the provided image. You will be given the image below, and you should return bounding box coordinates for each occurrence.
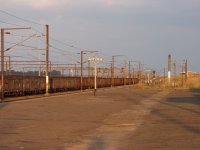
[0,0,200,73]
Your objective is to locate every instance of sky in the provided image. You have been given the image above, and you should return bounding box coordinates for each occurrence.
[0,0,200,73]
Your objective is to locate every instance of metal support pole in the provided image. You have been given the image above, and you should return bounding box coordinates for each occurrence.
[111,56,114,87]
[128,61,131,78]
[45,25,49,94]
[94,63,97,96]
[164,67,166,86]
[185,59,188,81]
[124,60,127,86]
[168,54,171,86]
[22,68,24,95]
[80,51,83,91]
[174,61,176,77]
[0,27,30,99]
[128,61,131,85]
[38,50,41,77]
[138,62,141,84]
[1,29,4,101]
[182,62,184,87]
[88,60,91,89]
[174,60,176,87]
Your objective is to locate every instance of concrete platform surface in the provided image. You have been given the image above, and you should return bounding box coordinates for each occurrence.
[0,87,200,150]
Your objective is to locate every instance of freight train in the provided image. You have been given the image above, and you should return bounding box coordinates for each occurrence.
[2,75,139,97]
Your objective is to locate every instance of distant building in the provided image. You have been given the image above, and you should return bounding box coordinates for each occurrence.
[187,71,199,77]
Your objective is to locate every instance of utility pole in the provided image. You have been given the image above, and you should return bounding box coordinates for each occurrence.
[168,54,171,86]
[45,24,49,95]
[88,60,91,89]
[80,51,83,91]
[182,61,184,87]
[94,64,97,94]
[1,29,4,101]
[138,61,141,84]
[124,60,127,86]
[128,60,137,84]
[174,60,176,87]
[111,55,123,87]
[1,28,30,100]
[38,49,41,77]
[110,63,112,82]
[111,56,114,87]
[164,67,166,86]
[185,59,188,81]
[128,61,131,78]
[79,50,97,91]
[128,61,131,85]
[128,60,137,78]
[1,27,31,100]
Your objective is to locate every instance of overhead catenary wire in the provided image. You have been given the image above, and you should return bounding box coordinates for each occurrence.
[0,20,28,28]
[0,10,79,50]
[49,37,84,51]
[4,41,43,50]
[0,9,45,26]
[0,10,106,58]
[1,10,127,71]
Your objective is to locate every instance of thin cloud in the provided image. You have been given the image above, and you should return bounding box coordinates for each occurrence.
[2,0,199,11]
[2,0,160,10]
[7,0,69,9]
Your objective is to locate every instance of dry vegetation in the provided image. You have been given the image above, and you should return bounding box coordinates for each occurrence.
[134,74,200,90]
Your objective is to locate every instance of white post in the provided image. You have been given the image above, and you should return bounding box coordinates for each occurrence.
[147,72,150,84]
[45,25,49,95]
[88,57,102,96]
[168,54,171,86]
[168,71,171,82]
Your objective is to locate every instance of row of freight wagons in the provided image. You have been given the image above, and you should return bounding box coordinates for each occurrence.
[1,76,139,97]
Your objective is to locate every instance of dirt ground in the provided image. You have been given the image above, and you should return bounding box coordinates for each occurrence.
[0,87,200,150]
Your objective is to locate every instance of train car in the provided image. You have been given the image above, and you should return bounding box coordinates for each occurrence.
[4,76,23,96]
[50,77,81,92]
[4,76,46,96]
[1,75,139,97]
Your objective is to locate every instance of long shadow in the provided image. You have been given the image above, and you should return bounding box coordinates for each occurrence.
[88,137,106,150]
[147,92,200,135]
[156,93,200,115]
[0,102,8,110]
[190,88,200,94]
[151,108,200,135]
[158,100,200,115]
[167,95,200,105]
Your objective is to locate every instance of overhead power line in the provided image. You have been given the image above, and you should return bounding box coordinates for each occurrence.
[0,10,90,54]
[5,41,42,51]
[0,9,116,66]
[50,37,84,51]
[0,9,44,26]
[0,20,27,28]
